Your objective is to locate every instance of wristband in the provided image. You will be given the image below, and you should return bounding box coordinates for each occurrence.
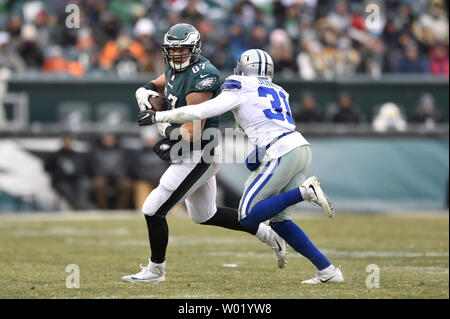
[164,125,175,138]
[143,81,158,91]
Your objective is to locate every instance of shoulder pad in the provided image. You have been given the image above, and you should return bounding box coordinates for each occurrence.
[221,75,242,91]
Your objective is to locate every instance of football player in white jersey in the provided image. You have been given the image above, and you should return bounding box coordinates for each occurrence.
[138,49,344,284]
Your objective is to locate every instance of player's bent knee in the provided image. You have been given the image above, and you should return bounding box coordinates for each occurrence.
[141,185,170,216]
[187,206,217,224]
[141,192,155,215]
[238,202,258,227]
[141,201,156,216]
[239,216,256,228]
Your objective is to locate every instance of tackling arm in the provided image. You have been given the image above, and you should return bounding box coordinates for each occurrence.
[155,91,242,124]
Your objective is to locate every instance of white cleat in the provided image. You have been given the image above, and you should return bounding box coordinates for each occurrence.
[122,259,166,283]
[265,227,288,269]
[302,176,335,218]
[301,265,344,284]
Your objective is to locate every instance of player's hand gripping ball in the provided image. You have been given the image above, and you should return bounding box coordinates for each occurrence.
[148,93,168,111]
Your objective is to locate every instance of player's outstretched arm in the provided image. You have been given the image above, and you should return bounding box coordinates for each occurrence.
[154,91,242,124]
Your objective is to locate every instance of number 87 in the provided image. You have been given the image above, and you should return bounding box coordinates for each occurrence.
[258,86,294,124]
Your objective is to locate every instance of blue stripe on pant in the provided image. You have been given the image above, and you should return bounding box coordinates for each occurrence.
[239,158,280,227]
[239,161,271,220]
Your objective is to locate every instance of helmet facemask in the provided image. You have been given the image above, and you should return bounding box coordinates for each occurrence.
[163,45,199,72]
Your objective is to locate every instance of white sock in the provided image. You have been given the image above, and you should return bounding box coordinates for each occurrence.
[149,259,165,269]
[299,185,307,199]
[255,223,270,242]
[321,264,336,272]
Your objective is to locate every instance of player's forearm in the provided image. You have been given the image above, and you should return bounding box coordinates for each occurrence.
[180,120,206,141]
[143,73,165,94]
[155,92,241,124]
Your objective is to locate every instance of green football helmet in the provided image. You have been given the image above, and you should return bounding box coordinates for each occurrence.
[162,23,202,72]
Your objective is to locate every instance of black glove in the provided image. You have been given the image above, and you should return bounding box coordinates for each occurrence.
[153,138,179,162]
[137,110,156,126]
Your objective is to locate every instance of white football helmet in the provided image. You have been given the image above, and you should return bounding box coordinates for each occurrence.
[234,49,274,81]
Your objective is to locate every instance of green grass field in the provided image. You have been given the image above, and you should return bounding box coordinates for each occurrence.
[0,211,448,299]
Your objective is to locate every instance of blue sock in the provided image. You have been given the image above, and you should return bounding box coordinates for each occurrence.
[270,220,331,271]
[240,188,303,228]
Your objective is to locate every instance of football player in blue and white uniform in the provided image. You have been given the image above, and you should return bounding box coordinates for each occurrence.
[138,49,344,284]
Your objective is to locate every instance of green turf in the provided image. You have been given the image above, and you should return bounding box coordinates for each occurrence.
[0,211,448,299]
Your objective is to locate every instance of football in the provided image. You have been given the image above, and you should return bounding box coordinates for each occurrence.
[149,93,168,111]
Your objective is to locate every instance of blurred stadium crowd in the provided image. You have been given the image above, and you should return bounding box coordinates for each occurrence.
[293,91,445,129]
[42,132,169,211]
[0,0,449,80]
[0,0,448,212]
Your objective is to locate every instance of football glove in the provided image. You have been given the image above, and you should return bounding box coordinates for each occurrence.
[135,87,160,111]
[137,110,156,126]
[153,138,178,162]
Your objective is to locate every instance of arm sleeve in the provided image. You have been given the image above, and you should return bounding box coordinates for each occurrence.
[155,91,242,124]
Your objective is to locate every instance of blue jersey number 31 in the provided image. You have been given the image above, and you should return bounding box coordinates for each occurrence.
[258,86,294,125]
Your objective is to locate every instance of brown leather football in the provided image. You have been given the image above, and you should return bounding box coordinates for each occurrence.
[149,94,168,111]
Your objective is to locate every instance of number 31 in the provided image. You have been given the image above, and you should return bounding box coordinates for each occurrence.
[258,86,294,124]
